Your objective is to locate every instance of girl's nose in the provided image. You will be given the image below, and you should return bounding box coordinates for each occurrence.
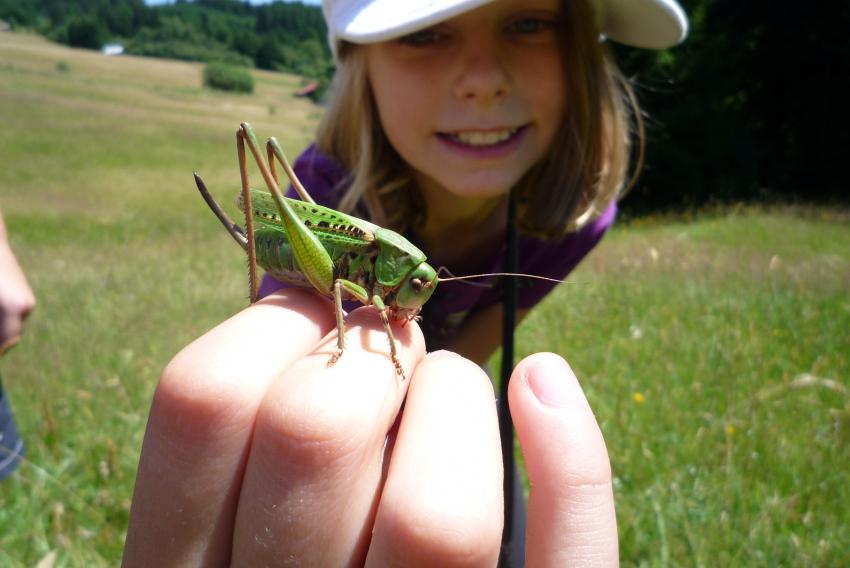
[452,41,511,104]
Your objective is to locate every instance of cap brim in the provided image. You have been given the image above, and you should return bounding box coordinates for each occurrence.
[329,0,687,49]
[331,0,494,44]
[600,0,688,48]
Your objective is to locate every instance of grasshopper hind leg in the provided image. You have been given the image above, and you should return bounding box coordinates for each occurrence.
[236,126,260,303]
[328,280,347,368]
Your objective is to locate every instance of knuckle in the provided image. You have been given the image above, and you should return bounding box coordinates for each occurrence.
[155,355,259,431]
[420,352,496,402]
[378,495,501,565]
[1,297,35,320]
[253,390,368,471]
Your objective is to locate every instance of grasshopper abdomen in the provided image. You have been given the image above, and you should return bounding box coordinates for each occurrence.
[253,227,378,301]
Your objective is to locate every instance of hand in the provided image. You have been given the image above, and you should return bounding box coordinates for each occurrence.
[123,290,617,566]
[0,215,36,356]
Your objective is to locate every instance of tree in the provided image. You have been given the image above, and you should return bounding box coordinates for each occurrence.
[615,0,850,212]
[65,15,105,49]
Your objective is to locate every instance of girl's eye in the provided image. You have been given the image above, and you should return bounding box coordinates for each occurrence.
[507,17,557,35]
[398,28,446,46]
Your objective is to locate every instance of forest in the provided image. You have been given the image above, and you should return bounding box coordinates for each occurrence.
[0,0,331,84]
[1,0,847,210]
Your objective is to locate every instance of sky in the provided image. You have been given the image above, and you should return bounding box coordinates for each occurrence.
[144,0,320,5]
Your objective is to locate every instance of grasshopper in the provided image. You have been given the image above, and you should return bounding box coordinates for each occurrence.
[195,123,566,378]
[194,123,439,378]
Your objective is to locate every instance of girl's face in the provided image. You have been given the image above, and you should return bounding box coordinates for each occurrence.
[366,0,566,201]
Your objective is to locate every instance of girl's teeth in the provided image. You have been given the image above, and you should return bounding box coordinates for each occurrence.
[451,129,518,146]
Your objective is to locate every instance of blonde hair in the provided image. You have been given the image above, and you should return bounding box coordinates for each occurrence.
[316,0,643,240]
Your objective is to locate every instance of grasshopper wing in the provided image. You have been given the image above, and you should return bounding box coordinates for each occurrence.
[239,188,380,250]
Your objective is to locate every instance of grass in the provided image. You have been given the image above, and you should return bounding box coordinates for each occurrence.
[1,32,849,566]
[516,208,850,565]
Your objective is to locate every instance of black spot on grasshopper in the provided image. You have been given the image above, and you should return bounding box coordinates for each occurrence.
[256,210,278,221]
[318,220,330,228]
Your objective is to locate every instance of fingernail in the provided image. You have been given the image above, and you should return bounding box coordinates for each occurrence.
[524,354,575,408]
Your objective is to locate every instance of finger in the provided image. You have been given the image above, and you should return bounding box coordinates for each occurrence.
[509,353,618,567]
[231,306,426,566]
[367,351,503,568]
[123,289,335,566]
[0,245,36,348]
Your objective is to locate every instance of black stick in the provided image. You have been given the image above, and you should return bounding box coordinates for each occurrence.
[498,194,518,565]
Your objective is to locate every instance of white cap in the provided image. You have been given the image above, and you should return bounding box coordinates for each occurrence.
[324,0,688,51]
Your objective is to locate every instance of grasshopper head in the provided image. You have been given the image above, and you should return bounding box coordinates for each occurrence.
[392,262,438,317]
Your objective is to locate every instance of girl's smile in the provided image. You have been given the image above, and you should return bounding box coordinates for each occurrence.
[436,125,529,160]
[366,0,566,201]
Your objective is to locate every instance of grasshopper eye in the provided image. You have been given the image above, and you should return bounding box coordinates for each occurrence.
[410,278,424,292]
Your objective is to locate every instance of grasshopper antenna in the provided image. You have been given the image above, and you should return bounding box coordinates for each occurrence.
[436,266,490,288]
[194,172,248,251]
[438,272,571,285]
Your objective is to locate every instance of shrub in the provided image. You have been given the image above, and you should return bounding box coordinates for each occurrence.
[202,62,254,94]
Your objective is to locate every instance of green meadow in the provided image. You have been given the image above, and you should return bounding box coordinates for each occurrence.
[1,31,848,566]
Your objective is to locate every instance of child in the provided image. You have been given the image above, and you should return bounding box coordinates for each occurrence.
[0,209,36,480]
[259,0,687,365]
[125,0,686,564]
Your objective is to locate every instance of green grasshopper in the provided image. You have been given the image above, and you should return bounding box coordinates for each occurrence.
[195,123,565,378]
[194,123,439,378]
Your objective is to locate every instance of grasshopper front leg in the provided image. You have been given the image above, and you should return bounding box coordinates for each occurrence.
[331,280,405,380]
[371,295,404,379]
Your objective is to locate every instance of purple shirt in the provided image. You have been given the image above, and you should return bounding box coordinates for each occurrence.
[260,145,616,350]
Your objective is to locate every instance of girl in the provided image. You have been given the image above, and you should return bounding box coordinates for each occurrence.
[261,0,686,364]
[125,0,687,565]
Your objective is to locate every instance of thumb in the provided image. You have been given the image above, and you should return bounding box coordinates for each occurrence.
[508,352,619,567]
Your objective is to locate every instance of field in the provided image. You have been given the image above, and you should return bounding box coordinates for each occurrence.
[1,31,849,566]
